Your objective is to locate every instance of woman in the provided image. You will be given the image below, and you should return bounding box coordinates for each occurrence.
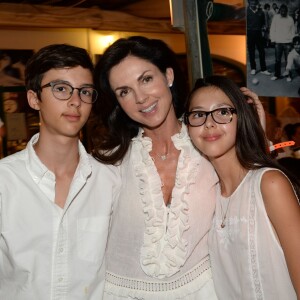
[92,36,260,299]
[185,75,300,299]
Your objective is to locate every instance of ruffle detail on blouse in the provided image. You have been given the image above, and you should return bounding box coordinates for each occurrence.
[131,124,202,279]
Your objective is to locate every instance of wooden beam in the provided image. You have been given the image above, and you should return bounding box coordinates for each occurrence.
[0,3,245,35]
[207,20,245,35]
[0,3,179,34]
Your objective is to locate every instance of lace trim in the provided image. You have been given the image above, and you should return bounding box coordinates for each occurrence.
[131,124,202,279]
[105,257,210,292]
[249,185,264,299]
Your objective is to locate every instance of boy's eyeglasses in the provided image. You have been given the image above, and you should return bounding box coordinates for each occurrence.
[40,81,98,104]
[185,107,237,127]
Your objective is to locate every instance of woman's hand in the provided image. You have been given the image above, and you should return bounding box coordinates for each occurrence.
[240,87,266,131]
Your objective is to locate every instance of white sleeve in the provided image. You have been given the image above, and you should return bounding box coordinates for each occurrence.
[286,51,294,70]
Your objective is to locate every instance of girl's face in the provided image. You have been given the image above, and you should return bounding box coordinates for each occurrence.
[187,86,237,161]
[108,55,175,129]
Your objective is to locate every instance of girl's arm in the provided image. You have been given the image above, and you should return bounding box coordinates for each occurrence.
[261,170,300,297]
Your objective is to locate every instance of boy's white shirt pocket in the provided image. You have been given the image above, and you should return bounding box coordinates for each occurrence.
[77,216,110,262]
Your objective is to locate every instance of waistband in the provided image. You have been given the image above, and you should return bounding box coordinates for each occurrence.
[105,256,211,292]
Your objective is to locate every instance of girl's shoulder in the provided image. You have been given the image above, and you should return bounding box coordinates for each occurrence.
[260,168,299,208]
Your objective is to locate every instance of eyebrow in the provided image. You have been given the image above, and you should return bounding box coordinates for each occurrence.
[114,70,151,92]
[190,103,232,111]
[137,70,151,81]
[48,80,94,87]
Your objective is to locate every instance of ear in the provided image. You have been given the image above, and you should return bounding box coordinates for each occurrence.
[27,90,40,111]
[166,68,174,87]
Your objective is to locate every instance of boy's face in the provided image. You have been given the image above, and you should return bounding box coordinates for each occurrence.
[294,42,300,54]
[280,7,288,17]
[28,66,93,138]
[249,0,258,10]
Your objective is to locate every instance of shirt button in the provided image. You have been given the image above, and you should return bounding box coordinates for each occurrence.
[59,248,64,253]
[58,277,63,282]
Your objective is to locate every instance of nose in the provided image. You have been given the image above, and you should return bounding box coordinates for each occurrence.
[68,89,81,107]
[204,113,215,128]
[134,89,148,104]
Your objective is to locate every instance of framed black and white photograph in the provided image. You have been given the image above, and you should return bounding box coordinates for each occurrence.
[246,0,300,97]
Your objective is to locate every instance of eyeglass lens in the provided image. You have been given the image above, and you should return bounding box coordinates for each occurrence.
[187,108,235,127]
[52,82,97,103]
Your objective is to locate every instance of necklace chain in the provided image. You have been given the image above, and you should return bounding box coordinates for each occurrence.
[156,152,168,161]
[220,196,232,228]
[151,151,169,161]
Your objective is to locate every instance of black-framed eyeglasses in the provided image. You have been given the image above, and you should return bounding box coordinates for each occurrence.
[185,107,237,127]
[40,81,98,104]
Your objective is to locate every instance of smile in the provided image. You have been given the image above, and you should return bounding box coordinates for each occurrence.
[140,102,157,113]
[203,135,220,142]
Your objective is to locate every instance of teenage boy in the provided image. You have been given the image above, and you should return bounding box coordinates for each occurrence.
[270,4,295,80]
[247,0,271,76]
[286,36,300,82]
[0,44,121,299]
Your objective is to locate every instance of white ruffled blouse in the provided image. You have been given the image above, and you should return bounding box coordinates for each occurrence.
[104,123,218,298]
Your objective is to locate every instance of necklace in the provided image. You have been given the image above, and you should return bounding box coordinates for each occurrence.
[220,196,232,228]
[151,151,169,161]
[156,152,169,161]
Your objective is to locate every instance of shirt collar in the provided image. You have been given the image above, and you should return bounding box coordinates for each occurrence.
[26,133,92,184]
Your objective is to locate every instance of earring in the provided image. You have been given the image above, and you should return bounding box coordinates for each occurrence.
[168,82,173,87]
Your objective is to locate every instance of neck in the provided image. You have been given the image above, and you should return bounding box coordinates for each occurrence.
[143,115,181,147]
[34,134,80,176]
[143,117,182,161]
[210,154,247,197]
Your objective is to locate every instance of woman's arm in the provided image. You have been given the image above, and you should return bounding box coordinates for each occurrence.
[261,170,300,297]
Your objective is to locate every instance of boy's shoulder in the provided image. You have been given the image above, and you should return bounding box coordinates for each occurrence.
[88,153,120,174]
[0,149,26,167]
[0,149,28,183]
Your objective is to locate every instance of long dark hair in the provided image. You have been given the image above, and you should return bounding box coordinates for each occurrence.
[91,36,188,165]
[185,75,300,195]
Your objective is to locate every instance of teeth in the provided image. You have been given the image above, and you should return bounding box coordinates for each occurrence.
[141,103,156,113]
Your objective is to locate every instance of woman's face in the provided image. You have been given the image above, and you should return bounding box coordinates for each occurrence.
[108,55,175,129]
[187,86,237,161]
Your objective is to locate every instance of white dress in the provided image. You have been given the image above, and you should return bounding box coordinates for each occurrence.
[209,168,297,300]
[104,124,219,299]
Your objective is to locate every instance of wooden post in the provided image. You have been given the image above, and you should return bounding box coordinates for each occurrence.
[182,0,213,88]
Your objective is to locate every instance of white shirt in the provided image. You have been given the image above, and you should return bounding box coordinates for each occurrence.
[0,133,121,300]
[270,14,295,43]
[286,48,300,70]
[209,169,297,300]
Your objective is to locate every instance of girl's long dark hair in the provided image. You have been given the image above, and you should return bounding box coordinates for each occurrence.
[185,75,300,196]
[91,36,188,165]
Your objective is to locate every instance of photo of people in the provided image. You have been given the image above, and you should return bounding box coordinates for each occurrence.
[247,0,300,97]
[0,50,33,87]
